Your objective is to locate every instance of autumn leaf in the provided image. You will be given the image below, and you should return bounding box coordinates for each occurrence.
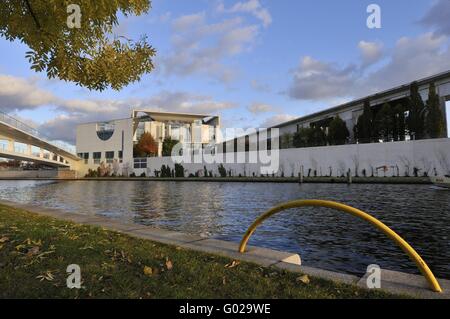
[296,275,310,284]
[26,246,40,257]
[36,271,55,282]
[225,260,240,268]
[143,266,153,276]
[165,258,173,270]
[0,236,9,243]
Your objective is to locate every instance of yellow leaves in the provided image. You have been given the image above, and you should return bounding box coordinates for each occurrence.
[143,266,153,277]
[15,244,26,251]
[296,274,310,284]
[36,270,55,282]
[225,260,240,269]
[0,236,9,243]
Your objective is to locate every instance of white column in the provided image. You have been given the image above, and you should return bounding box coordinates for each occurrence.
[7,139,14,152]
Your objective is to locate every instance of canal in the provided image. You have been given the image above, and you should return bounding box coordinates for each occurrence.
[0,180,449,279]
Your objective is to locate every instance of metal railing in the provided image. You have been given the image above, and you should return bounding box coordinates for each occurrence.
[239,199,443,293]
[0,110,76,155]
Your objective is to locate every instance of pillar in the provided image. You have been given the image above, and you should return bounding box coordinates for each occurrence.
[7,139,14,152]
[440,96,448,138]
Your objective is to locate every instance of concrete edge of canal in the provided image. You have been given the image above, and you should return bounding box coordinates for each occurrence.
[1,199,448,299]
[0,176,432,184]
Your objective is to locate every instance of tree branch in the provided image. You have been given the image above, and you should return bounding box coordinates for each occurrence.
[24,0,41,29]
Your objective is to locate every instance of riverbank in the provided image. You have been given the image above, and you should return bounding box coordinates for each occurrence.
[0,203,400,299]
[0,175,432,184]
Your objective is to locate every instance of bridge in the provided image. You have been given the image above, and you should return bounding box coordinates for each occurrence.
[0,111,80,169]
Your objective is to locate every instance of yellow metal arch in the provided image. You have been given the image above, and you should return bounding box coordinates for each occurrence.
[238,199,442,293]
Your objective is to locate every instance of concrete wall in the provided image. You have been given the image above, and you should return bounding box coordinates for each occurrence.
[0,170,77,179]
[132,138,450,178]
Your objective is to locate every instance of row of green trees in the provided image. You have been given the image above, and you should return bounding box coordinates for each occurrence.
[354,82,445,143]
[291,116,350,148]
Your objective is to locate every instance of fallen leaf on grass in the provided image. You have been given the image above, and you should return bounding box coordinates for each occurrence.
[165,258,173,270]
[36,271,55,282]
[0,236,9,243]
[296,275,310,284]
[26,246,40,257]
[225,260,240,268]
[143,266,153,276]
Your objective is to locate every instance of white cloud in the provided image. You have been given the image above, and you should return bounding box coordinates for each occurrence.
[219,0,272,28]
[287,33,450,101]
[261,114,297,128]
[287,56,358,101]
[0,74,236,144]
[172,12,205,31]
[0,75,55,112]
[364,33,450,94]
[421,0,450,36]
[358,41,383,66]
[248,102,274,114]
[160,13,259,83]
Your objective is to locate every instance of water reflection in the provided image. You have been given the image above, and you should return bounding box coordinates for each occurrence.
[0,180,449,279]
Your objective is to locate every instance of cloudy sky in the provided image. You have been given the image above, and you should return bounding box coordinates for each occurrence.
[1,0,450,145]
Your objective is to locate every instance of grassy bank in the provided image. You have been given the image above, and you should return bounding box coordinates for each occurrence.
[0,204,402,299]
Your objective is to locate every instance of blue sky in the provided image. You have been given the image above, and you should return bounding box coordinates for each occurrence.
[1,0,450,144]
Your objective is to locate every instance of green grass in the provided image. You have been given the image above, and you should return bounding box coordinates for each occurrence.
[0,204,404,299]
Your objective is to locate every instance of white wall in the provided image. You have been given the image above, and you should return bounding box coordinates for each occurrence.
[76,118,134,175]
[133,138,450,178]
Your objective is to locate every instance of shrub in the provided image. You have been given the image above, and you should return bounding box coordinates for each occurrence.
[218,164,227,177]
[175,164,185,177]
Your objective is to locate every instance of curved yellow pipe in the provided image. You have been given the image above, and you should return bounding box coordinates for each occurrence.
[238,199,442,293]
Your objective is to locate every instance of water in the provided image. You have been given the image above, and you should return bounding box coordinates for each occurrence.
[0,180,449,279]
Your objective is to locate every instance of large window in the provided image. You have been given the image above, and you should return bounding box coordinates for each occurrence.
[134,158,147,169]
[96,122,115,141]
[93,152,101,164]
[105,151,114,163]
[78,153,89,164]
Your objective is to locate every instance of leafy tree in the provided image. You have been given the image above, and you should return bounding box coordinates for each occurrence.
[328,116,349,145]
[280,133,292,149]
[374,103,393,142]
[0,0,155,91]
[407,82,426,140]
[425,83,445,138]
[293,127,311,148]
[354,99,373,143]
[174,163,184,178]
[134,132,158,157]
[393,104,406,141]
[308,126,327,146]
[162,137,180,157]
[218,164,227,177]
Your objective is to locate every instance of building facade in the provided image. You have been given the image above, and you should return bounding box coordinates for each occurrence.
[76,110,220,176]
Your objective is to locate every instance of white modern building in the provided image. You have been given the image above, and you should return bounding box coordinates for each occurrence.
[76,110,220,176]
